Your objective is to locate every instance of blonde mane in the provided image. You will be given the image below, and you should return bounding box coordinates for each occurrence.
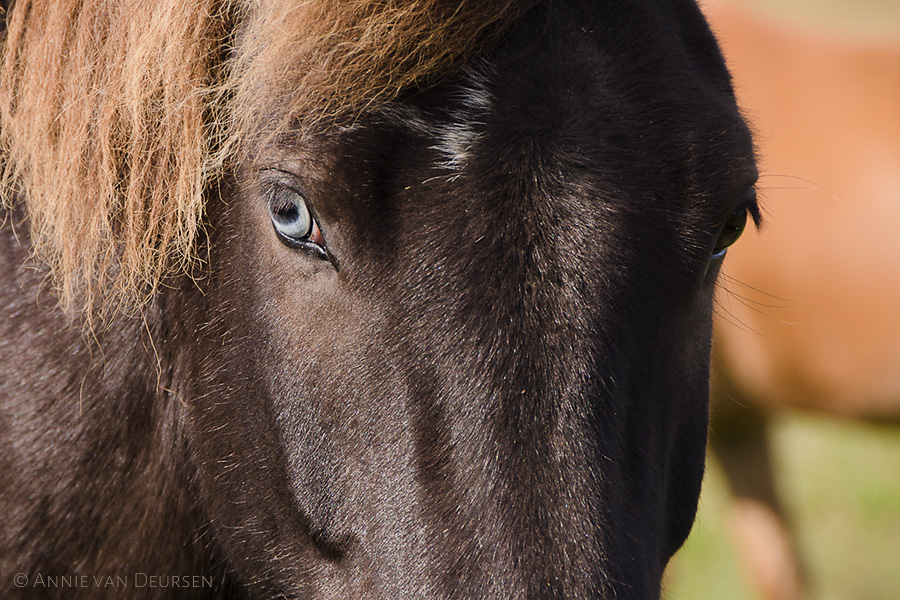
[0,0,534,320]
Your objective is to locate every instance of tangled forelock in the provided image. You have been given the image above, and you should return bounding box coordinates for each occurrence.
[0,0,536,321]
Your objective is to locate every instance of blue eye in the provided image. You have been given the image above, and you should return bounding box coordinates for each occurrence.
[269,187,313,241]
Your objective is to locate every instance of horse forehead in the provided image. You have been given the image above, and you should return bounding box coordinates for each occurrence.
[422,11,737,181]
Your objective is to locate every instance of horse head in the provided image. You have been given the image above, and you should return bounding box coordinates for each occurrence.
[0,1,757,598]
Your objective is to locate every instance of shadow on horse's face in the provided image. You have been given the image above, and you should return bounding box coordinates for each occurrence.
[172,3,757,598]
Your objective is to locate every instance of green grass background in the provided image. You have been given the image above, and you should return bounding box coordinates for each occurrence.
[664,413,900,600]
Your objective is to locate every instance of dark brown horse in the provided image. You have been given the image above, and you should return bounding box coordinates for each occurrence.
[0,1,757,598]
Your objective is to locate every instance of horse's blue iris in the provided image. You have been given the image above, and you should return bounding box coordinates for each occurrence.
[269,187,313,241]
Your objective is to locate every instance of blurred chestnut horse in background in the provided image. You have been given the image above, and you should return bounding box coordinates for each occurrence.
[704,3,900,600]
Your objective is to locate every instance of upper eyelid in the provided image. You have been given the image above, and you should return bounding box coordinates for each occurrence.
[258,167,306,192]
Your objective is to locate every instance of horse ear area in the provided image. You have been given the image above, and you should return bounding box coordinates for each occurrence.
[0,0,234,323]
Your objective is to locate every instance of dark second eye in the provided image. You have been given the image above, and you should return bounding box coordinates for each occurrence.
[712,187,759,258]
[712,207,748,256]
[268,186,325,247]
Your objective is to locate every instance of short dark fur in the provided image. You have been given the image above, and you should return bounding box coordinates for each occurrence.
[0,1,756,598]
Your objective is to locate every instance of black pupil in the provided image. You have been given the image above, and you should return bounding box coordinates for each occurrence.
[272,201,299,225]
[270,187,298,219]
